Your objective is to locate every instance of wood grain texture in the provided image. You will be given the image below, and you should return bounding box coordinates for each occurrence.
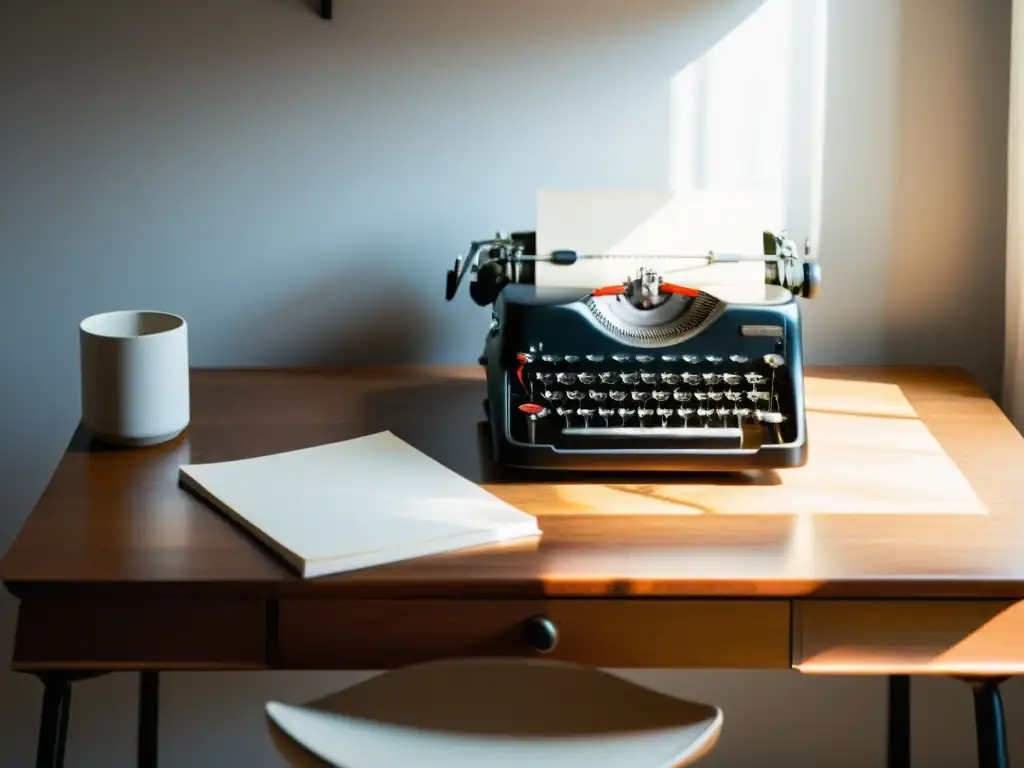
[2,365,1023,601]
[276,599,791,669]
[793,600,1024,675]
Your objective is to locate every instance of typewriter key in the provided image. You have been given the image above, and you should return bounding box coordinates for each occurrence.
[577,372,597,385]
[519,403,546,415]
[763,353,785,368]
[589,391,607,403]
[652,391,670,402]
[518,403,549,444]
[556,406,574,427]
[609,390,628,402]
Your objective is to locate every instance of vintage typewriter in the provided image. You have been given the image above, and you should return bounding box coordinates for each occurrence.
[445,228,820,472]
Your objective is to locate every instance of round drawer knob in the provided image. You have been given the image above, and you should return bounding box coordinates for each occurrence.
[522,615,558,653]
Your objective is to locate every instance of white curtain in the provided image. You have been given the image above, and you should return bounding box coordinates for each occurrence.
[1006,0,1024,430]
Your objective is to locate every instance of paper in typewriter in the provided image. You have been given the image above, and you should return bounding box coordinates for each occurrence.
[534,189,775,298]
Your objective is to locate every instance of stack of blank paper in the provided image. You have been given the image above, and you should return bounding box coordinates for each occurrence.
[178,431,541,578]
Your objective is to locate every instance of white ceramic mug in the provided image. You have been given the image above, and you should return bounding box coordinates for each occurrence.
[79,310,190,447]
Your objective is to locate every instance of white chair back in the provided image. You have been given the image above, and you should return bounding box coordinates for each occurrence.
[266,658,723,767]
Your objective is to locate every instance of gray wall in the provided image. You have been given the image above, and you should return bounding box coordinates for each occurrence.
[0,0,1015,765]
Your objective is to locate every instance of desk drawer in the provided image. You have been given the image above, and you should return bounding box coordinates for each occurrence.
[12,597,267,671]
[793,600,1024,674]
[276,598,790,669]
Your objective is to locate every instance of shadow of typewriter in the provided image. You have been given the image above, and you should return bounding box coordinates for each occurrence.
[361,377,784,488]
[360,377,800,562]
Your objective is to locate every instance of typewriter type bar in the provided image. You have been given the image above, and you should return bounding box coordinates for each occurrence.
[560,426,753,452]
[562,426,742,439]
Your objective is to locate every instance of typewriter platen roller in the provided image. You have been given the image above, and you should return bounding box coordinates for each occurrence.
[445,228,821,472]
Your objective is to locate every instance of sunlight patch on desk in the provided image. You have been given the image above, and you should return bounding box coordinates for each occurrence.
[539,377,987,517]
[803,376,919,419]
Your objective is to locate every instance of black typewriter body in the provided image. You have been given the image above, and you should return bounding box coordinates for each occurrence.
[482,283,808,472]
[446,226,820,473]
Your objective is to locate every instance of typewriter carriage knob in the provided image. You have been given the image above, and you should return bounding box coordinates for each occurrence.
[469,260,510,306]
[522,615,559,653]
[801,260,821,299]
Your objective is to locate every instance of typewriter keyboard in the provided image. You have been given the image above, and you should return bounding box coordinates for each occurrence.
[510,351,793,448]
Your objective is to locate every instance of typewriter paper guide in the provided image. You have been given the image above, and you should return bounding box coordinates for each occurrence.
[534,188,775,300]
[178,431,541,579]
[521,377,988,518]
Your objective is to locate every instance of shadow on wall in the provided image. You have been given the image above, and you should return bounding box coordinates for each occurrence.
[881,0,1011,399]
[220,247,440,364]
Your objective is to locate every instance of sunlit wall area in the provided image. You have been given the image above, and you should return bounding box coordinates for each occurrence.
[670,0,828,255]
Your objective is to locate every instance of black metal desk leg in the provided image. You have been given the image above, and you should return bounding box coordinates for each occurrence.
[887,675,911,768]
[970,678,1009,768]
[35,675,72,768]
[138,672,160,768]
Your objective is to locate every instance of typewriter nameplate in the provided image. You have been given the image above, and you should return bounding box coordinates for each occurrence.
[740,324,784,338]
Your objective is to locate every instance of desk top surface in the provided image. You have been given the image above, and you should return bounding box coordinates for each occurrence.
[3,365,1024,600]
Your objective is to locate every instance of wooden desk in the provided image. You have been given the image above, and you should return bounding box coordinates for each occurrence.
[2,365,1021,768]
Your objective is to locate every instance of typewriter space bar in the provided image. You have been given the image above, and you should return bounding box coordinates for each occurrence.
[561,426,746,449]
